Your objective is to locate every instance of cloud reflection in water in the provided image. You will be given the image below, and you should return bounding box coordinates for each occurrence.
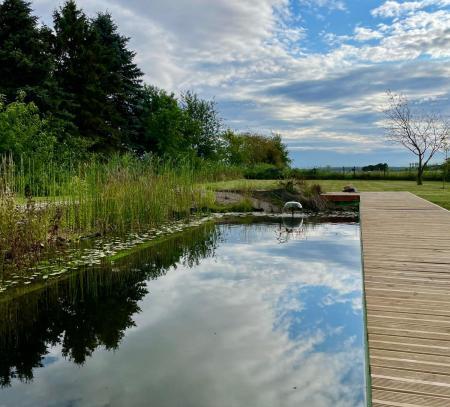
[0,221,365,407]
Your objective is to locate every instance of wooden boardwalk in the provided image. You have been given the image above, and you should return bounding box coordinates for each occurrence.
[360,192,450,407]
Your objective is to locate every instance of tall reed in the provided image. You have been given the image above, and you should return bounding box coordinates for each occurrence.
[0,154,241,272]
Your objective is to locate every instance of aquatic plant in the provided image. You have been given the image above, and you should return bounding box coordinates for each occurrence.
[0,154,240,273]
[0,222,219,386]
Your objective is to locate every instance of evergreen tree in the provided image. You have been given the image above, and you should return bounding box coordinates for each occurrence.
[53,2,143,152]
[92,13,143,147]
[53,1,105,151]
[0,0,53,106]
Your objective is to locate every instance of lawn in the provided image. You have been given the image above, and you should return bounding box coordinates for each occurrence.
[206,179,450,210]
[317,180,450,210]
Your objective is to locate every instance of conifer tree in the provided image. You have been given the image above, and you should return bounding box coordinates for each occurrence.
[53,2,143,152]
[92,12,143,148]
[0,0,53,106]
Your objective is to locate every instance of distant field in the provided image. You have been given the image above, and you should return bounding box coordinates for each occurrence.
[207,179,450,210]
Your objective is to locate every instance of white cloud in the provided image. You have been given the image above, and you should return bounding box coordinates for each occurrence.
[0,223,365,407]
[372,0,450,18]
[30,0,450,165]
[353,26,384,42]
[359,10,450,61]
[33,0,298,89]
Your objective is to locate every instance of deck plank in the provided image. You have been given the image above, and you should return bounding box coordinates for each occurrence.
[361,192,450,406]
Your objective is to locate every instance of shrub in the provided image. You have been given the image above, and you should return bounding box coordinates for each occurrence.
[244,164,284,180]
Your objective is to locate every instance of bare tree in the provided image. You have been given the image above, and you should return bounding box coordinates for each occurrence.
[384,91,449,185]
[442,136,449,189]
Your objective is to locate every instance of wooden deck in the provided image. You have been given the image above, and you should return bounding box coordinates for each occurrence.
[322,192,360,203]
[360,192,450,406]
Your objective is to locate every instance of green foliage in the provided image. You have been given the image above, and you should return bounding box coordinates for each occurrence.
[243,163,285,180]
[0,0,54,106]
[0,94,56,165]
[134,87,223,159]
[288,167,449,182]
[135,86,186,155]
[0,0,288,167]
[209,197,254,213]
[51,2,143,152]
[52,1,97,139]
[53,2,108,150]
[0,154,243,270]
[91,12,143,147]
[223,131,291,168]
[180,91,223,159]
[362,163,388,172]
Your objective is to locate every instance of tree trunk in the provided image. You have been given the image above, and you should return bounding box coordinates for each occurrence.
[417,157,423,185]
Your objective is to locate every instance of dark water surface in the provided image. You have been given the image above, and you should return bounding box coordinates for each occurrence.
[0,218,366,407]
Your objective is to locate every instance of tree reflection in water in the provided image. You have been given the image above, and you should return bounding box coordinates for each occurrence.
[0,223,219,387]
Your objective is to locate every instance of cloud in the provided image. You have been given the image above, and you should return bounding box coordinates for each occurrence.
[1,223,365,407]
[33,0,300,89]
[30,0,450,166]
[353,26,384,42]
[371,0,450,18]
[266,62,450,104]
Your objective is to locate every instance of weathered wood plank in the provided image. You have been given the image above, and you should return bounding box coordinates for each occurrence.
[361,192,450,406]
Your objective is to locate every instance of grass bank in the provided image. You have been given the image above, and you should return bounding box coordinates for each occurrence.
[206,179,450,210]
[289,168,449,182]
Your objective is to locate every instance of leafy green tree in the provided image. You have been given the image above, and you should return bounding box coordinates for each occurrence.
[269,133,291,167]
[0,0,53,106]
[223,131,290,168]
[222,129,245,164]
[136,85,186,155]
[0,93,56,163]
[181,91,222,159]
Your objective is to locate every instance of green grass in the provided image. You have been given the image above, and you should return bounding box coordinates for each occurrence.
[315,180,450,210]
[205,179,450,210]
[204,179,280,191]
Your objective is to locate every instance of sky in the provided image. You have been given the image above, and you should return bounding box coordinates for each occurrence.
[30,0,450,167]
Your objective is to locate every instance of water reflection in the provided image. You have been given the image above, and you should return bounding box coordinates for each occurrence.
[0,219,365,407]
[277,215,305,243]
[0,223,218,387]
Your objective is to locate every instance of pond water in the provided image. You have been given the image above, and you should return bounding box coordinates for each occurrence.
[0,218,366,407]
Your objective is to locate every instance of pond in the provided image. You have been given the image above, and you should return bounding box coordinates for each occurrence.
[0,217,367,407]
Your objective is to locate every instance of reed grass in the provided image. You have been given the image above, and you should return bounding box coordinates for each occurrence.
[0,154,242,272]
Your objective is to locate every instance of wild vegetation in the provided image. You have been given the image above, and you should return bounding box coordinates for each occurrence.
[0,0,292,167]
[0,0,295,273]
[1,0,448,277]
[0,154,245,271]
[287,166,450,181]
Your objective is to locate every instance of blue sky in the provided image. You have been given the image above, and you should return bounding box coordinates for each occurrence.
[32,0,450,167]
